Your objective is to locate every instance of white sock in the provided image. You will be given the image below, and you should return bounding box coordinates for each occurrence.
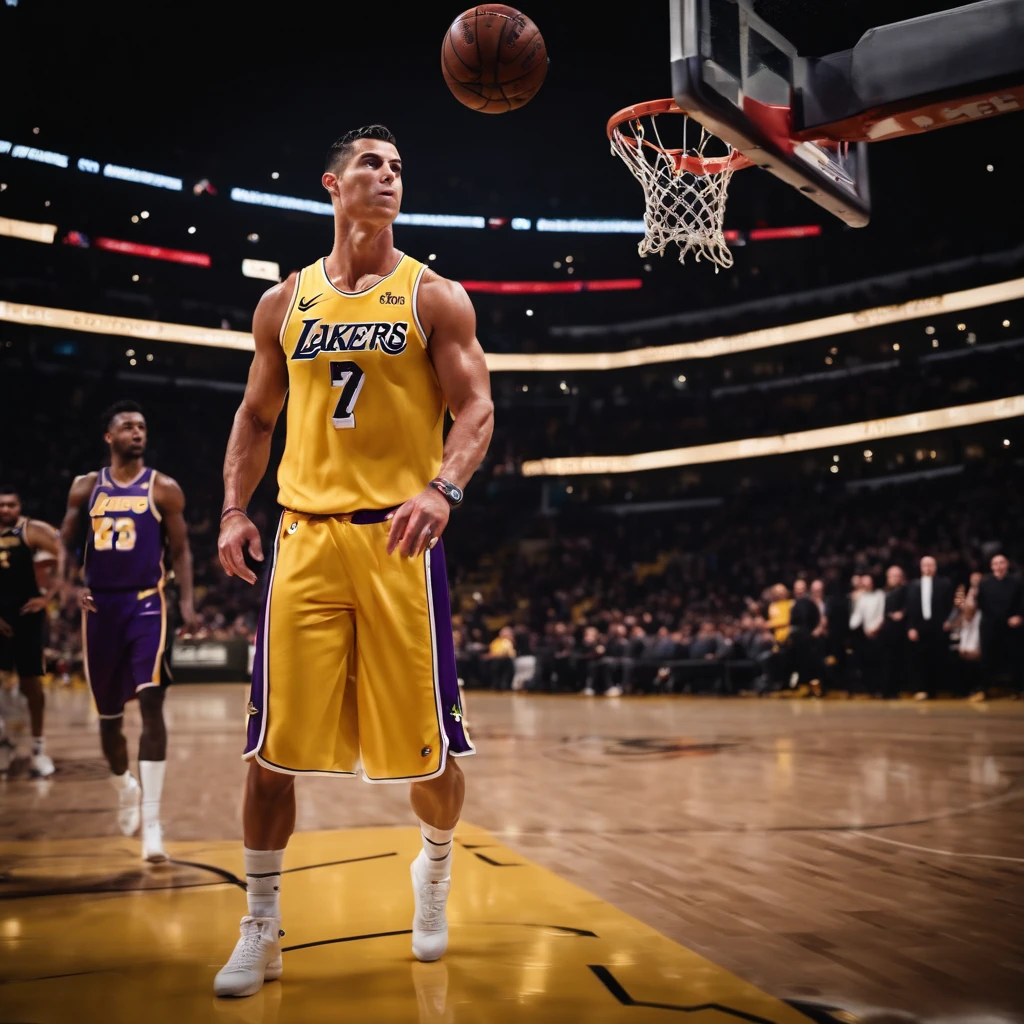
[420,822,454,879]
[139,760,166,827]
[245,847,284,920]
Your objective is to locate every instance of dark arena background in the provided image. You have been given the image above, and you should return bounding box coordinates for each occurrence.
[1,1,1023,1022]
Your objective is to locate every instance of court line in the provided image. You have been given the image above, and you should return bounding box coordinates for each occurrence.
[589,965,781,1023]
[847,831,1024,864]
[281,852,397,874]
[0,852,400,901]
[486,784,1024,839]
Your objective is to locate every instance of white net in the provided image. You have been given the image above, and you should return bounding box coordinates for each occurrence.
[611,109,740,270]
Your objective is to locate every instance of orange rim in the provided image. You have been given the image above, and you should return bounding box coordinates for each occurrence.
[608,98,756,177]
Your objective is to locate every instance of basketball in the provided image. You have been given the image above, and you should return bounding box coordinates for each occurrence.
[441,5,548,113]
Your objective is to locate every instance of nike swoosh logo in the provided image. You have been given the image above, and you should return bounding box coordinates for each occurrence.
[297,293,323,313]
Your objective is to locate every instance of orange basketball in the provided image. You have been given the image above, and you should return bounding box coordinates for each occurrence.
[441,5,548,114]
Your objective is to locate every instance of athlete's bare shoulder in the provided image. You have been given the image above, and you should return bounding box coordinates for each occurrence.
[415,267,474,341]
[152,471,185,512]
[67,471,99,507]
[253,271,299,350]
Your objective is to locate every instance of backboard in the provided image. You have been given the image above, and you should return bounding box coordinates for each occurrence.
[671,0,871,226]
[670,0,1024,228]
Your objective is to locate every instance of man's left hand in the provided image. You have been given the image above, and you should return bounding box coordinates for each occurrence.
[387,487,451,558]
[1009,615,1023,628]
[20,596,48,615]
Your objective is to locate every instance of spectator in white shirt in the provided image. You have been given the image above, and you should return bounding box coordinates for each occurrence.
[906,555,955,700]
[850,574,886,693]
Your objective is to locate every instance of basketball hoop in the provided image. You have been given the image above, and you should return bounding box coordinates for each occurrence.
[608,99,754,270]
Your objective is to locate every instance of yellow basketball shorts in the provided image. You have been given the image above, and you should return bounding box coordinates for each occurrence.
[243,509,474,782]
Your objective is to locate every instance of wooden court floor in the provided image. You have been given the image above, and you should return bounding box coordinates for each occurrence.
[1,684,1022,1023]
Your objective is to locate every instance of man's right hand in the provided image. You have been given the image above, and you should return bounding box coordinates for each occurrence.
[77,588,98,613]
[908,628,919,642]
[0,617,13,638]
[218,512,264,585]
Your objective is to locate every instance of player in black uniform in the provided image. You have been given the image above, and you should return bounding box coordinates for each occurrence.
[0,488,64,777]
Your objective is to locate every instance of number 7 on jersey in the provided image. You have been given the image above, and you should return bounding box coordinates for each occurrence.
[330,361,366,429]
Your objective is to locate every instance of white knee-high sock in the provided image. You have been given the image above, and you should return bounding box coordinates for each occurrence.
[139,760,165,827]
[245,847,285,919]
[420,822,454,880]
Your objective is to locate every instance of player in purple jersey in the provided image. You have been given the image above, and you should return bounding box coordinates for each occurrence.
[60,400,196,862]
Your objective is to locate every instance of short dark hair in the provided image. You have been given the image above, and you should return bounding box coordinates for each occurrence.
[101,399,145,433]
[325,125,397,173]
[0,486,19,499]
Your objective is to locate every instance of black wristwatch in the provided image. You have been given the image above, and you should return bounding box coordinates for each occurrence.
[430,477,464,508]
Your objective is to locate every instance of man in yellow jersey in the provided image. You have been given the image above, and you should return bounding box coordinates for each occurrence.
[213,125,493,998]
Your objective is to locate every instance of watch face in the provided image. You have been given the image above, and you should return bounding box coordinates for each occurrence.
[451,486,463,503]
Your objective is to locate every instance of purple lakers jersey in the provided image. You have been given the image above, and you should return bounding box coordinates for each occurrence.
[84,467,165,591]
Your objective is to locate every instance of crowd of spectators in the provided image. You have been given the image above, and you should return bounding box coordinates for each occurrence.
[447,467,1024,699]
[2,359,1021,701]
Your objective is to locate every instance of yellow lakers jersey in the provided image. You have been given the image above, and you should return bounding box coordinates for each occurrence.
[276,254,444,513]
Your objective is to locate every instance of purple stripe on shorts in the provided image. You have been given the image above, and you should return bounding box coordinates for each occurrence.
[429,540,474,755]
[245,517,279,754]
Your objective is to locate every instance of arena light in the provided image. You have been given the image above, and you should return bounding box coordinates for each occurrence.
[103,164,182,191]
[487,275,1024,372]
[536,218,646,234]
[748,225,822,240]
[6,276,1023,369]
[520,395,1024,477]
[242,258,281,282]
[0,300,252,351]
[0,140,69,168]
[231,187,332,215]
[0,217,57,244]
[94,237,211,267]
[461,279,642,294]
[395,213,484,229]
[229,188,485,227]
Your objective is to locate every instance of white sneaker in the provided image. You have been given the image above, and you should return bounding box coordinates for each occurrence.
[605,686,623,697]
[142,821,169,863]
[914,691,929,701]
[113,773,141,836]
[214,916,284,998]
[31,752,55,777]
[411,851,451,962]
[581,687,595,696]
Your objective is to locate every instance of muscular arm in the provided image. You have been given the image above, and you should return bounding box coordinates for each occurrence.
[60,473,98,612]
[154,473,196,630]
[422,274,494,489]
[218,274,292,583]
[386,272,493,558]
[223,275,292,515]
[23,519,65,611]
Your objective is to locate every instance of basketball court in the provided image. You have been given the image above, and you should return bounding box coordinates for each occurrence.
[2,0,1024,1021]
[2,684,1022,1022]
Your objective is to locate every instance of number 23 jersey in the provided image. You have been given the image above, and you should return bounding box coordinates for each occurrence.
[84,467,165,591]
[276,254,445,514]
